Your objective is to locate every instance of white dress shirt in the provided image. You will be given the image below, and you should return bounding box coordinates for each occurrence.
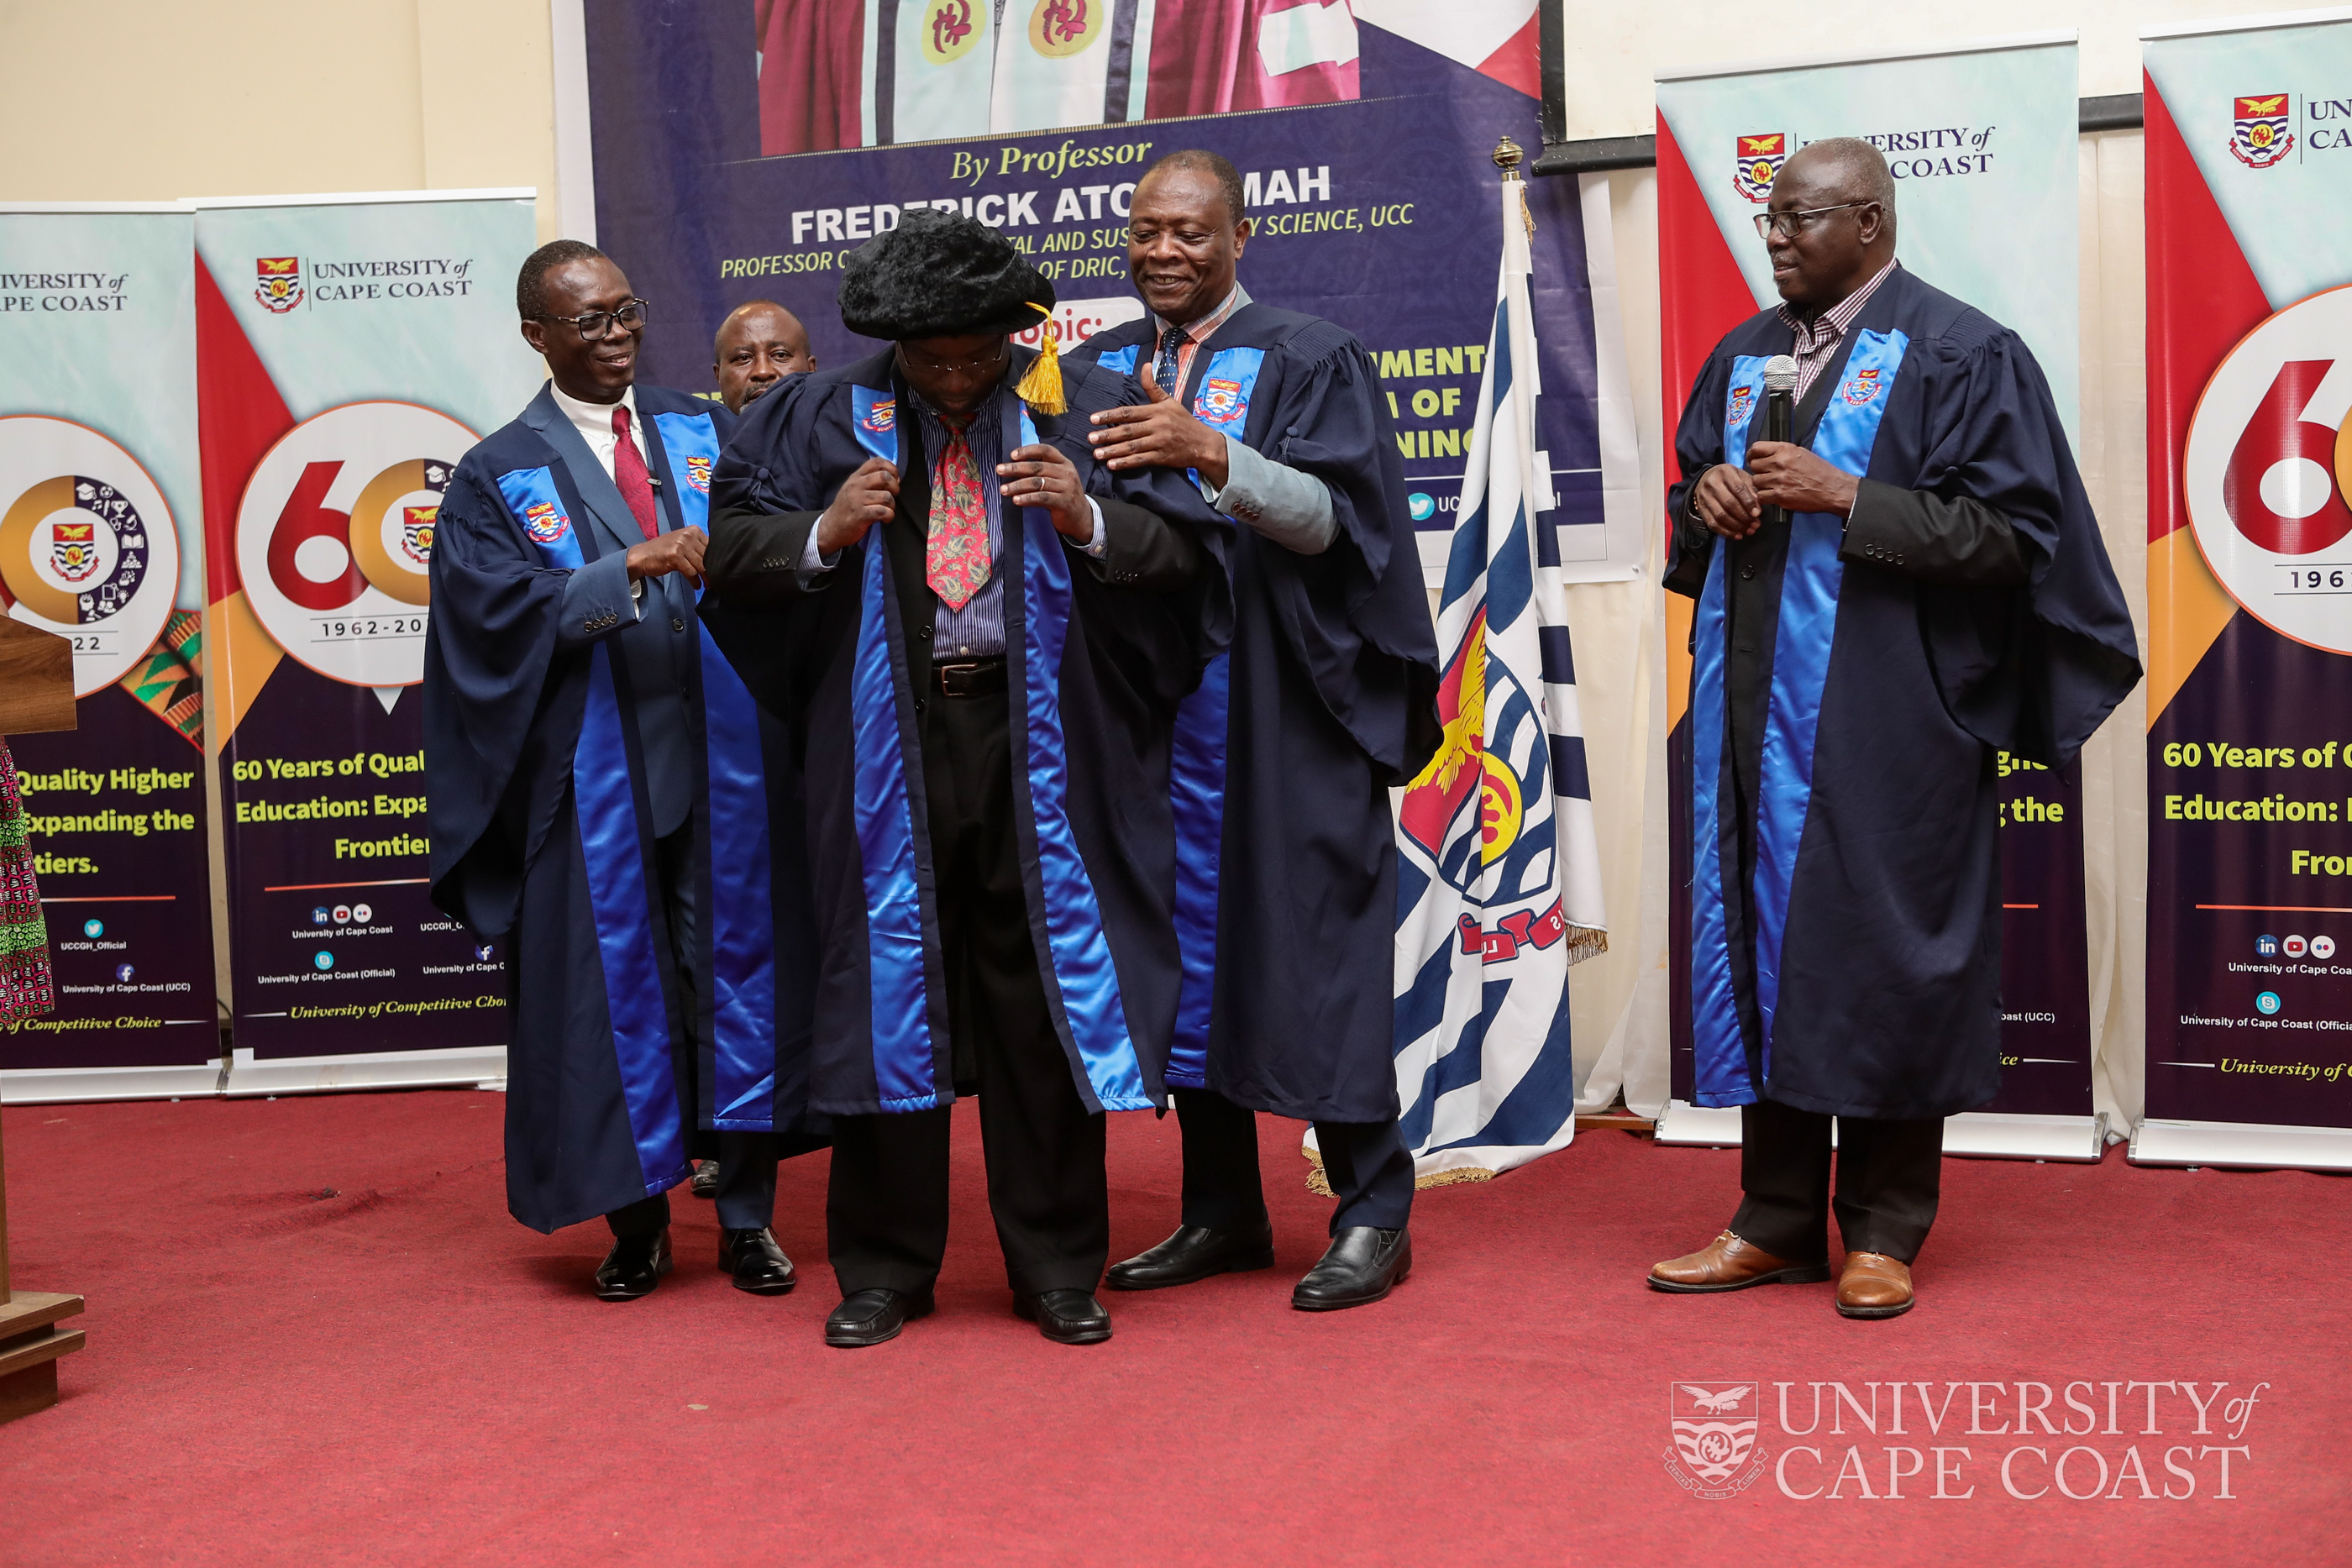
[547,380,653,610]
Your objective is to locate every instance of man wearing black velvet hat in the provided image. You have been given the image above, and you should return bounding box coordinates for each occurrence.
[702,208,1218,1348]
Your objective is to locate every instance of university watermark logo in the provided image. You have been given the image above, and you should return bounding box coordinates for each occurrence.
[1733,134,1786,204]
[1666,1378,2268,1502]
[1666,1382,1769,1498]
[2232,95,2293,169]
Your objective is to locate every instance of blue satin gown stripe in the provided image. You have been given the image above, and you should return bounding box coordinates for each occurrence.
[1751,328,1908,1076]
[1166,651,1231,1089]
[1095,345,1140,376]
[573,644,690,1192]
[1012,406,1152,1111]
[698,624,780,1127]
[850,511,937,1110]
[1688,359,1768,1108]
[648,412,720,532]
[496,466,586,569]
[851,384,901,465]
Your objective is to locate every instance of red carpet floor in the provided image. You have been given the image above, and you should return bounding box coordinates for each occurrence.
[0,1091,2345,1565]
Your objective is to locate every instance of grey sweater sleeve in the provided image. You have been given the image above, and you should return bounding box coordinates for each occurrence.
[1199,434,1339,554]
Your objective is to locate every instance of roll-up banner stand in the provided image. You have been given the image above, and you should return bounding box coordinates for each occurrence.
[2141,8,2352,1172]
[1651,34,2103,1159]
[195,190,538,1096]
[0,203,220,1104]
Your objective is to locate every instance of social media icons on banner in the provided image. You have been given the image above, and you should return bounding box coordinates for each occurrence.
[2257,933,2279,955]
[234,401,478,687]
[2314,934,2338,959]
[2183,285,2352,655]
[2284,934,2309,957]
[0,417,182,697]
[81,918,103,938]
[313,951,334,971]
[2255,989,2283,1015]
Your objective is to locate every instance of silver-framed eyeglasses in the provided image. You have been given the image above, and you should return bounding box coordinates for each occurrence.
[544,299,652,340]
[1752,203,1872,239]
[900,339,1010,377]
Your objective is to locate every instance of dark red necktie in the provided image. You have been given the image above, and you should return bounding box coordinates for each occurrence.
[611,405,659,540]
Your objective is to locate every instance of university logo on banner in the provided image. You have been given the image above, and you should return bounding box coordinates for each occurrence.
[922,0,983,64]
[1029,0,1101,58]
[1664,1382,1769,1499]
[2181,285,2352,656]
[2232,94,2294,168]
[0,417,180,698]
[1734,134,1786,202]
[255,255,304,313]
[233,401,475,686]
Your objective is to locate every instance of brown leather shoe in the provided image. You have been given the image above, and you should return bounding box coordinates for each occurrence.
[1648,1230,1830,1293]
[1835,1251,1915,1319]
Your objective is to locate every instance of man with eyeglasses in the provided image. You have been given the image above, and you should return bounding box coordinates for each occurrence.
[1068,149,1439,1314]
[1651,139,2139,1319]
[425,240,825,1302]
[701,207,1216,1349]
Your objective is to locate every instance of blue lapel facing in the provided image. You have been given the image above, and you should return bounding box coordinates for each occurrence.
[520,382,672,561]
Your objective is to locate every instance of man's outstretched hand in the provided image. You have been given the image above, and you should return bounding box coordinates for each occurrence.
[1087,373,1229,487]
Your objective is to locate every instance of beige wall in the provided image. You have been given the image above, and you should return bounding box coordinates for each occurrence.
[1557,0,2311,141]
[0,0,558,238]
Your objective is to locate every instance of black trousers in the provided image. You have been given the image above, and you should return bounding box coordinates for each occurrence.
[606,818,782,1238]
[1729,1098,1943,1265]
[1173,1088,1415,1235]
[827,682,1108,1298]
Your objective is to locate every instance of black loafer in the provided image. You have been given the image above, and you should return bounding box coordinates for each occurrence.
[717,1227,797,1295]
[824,1287,934,1348]
[1291,1226,1411,1311]
[1014,1288,1112,1345]
[1105,1222,1277,1290]
[689,1160,719,1198]
[594,1229,673,1302]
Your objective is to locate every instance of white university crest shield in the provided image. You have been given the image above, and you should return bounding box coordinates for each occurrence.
[1664,1382,1767,1498]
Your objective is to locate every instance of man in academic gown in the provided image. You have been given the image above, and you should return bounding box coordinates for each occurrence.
[1071,150,1441,1311]
[701,207,1215,1349]
[425,241,822,1302]
[713,300,816,414]
[1649,140,2140,1318]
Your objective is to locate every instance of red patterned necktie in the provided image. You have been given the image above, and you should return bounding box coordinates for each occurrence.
[925,430,990,610]
[611,405,659,540]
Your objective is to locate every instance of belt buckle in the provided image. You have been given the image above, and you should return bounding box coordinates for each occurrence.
[937,660,984,698]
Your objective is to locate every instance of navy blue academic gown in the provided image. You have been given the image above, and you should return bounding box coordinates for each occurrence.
[701,348,1218,1120]
[1072,303,1441,1124]
[1666,268,2139,1121]
[425,383,821,1235]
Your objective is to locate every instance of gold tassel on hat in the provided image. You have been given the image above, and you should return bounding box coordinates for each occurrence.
[1013,302,1067,416]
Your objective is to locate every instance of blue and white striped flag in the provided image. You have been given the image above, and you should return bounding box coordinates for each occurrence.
[1386,173,1608,1183]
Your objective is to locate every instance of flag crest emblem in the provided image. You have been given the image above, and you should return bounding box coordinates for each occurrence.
[858,397,896,435]
[522,500,570,545]
[49,520,99,582]
[1197,378,1247,424]
[2233,94,2293,168]
[1732,134,1786,204]
[1841,366,1885,406]
[1664,1382,1769,1499]
[682,454,713,494]
[255,256,304,313]
[401,506,437,567]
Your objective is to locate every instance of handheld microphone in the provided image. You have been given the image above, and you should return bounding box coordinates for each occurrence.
[1757,354,1798,529]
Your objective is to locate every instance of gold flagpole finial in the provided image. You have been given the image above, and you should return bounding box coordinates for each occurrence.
[1493,136,1535,238]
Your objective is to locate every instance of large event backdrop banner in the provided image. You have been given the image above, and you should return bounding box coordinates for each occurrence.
[1651,34,2103,1157]
[0,204,218,1099]
[575,0,1644,584]
[2141,10,2352,1171]
[196,192,538,1095]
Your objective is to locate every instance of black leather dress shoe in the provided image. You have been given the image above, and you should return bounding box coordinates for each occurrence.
[593,1229,673,1302]
[1291,1226,1411,1311]
[1014,1288,1113,1345]
[1105,1222,1277,1291]
[689,1160,719,1198]
[824,1287,933,1348]
[717,1227,797,1295]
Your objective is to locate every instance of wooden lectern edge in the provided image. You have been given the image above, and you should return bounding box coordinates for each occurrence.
[0,619,76,736]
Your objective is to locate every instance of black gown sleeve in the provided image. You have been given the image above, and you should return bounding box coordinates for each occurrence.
[1665,353,1731,600]
[1840,479,2029,587]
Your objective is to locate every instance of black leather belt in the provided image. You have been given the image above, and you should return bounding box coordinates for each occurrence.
[932,657,1007,698]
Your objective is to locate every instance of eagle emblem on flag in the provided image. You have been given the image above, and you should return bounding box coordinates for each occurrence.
[2232,94,2293,168]
[1664,1382,1769,1500]
[255,256,304,314]
[49,520,99,583]
[522,500,570,545]
[1732,134,1786,204]
[682,454,713,494]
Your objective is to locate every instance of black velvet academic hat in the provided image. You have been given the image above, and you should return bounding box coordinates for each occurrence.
[837,205,1055,341]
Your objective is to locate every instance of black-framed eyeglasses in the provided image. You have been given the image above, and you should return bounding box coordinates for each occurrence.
[543,299,651,340]
[1752,203,1873,239]
[899,339,1009,378]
